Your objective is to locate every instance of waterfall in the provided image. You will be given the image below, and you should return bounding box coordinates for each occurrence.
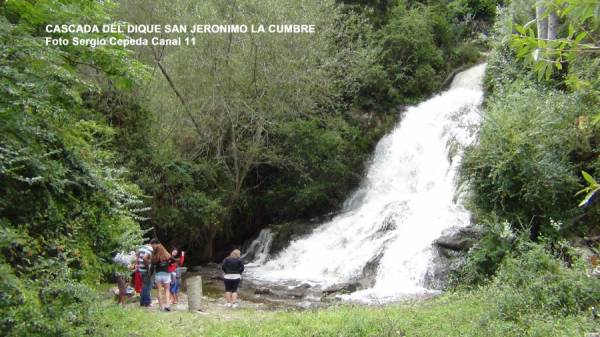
[246,64,486,303]
[241,229,274,266]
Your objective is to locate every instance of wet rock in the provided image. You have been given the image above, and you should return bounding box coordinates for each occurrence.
[423,251,466,290]
[434,226,481,253]
[287,285,310,299]
[269,215,337,255]
[242,229,274,263]
[356,252,384,288]
[425,226,481,290]
[323,282,358,295]
[254,287,273,295]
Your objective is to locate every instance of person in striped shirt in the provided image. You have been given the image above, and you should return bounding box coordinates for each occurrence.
[138,238,159,307]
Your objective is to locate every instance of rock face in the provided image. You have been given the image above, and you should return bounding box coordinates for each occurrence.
[424,226,482,289]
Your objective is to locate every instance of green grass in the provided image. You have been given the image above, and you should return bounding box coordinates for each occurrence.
[94,289,599,337]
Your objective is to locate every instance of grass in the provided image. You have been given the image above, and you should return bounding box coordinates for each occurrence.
[94,289,599,337]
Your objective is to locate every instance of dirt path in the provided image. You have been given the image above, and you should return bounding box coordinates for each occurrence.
[122,289,277,321]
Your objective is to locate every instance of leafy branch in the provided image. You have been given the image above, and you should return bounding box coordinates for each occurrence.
[510,0,600,80]
[576,171,600,207]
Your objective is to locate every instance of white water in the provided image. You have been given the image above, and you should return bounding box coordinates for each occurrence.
[247,64,486,303]
[241,229,274,266]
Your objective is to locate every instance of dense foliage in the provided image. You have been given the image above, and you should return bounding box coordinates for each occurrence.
[459,0,600,281]
[0,1,147,335]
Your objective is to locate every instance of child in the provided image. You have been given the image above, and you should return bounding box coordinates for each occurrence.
[168,248,185,304]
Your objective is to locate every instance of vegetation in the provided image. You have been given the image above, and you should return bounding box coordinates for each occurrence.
[3,0,598,335]
[458,0,600,282]
[0,1,149,335]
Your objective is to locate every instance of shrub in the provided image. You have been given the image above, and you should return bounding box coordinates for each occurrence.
[492,243,599,318]
[461,78,590,238]
[1,1,146,335]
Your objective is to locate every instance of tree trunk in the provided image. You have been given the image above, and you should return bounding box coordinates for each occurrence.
[536,4,548,40]
[547,11,559,40]
[202,227,217,261]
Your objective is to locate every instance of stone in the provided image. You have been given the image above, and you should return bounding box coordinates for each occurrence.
[356,252,384,288]
[424,226,481,290]
[206,262,220,268]
[323,282,359,295]
[186,275,203,311]
[254,287,273,295]
[190,265,203,272]
[287,286,309,299]
[434,226,481,252]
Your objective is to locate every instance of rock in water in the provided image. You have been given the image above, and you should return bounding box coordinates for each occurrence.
[186,275,203,311]
[254,287,273,295]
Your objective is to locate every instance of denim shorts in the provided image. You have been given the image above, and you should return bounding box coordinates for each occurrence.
[154,272,171,284]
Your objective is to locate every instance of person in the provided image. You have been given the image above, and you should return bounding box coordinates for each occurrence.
[152,243,172,312]
[221,249,244,308]
[137,238,159,307]
[168,247,185,305]
[133,267,142,294]
[113,251,135,305]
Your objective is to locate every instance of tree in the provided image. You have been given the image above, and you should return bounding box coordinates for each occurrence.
[512,0,600,80]
[1,0,148,334]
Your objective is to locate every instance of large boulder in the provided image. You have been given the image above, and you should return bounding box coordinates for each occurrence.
[434,226,481,253]
[424,226,482,290]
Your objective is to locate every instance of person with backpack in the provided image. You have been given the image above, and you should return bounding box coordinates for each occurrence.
[113,251,136,305]
[221,249,244,308]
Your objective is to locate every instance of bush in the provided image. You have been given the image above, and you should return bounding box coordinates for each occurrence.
[451,218,518,286]
[470,243,600,336]
[1,2,146,335]
[461,77,592,238]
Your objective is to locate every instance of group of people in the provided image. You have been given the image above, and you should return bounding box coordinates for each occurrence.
[115,239,246,311]
[135,238,185,311]
[113,239,185,312]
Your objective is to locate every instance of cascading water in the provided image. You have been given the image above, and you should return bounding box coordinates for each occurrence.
[241,229,274,266]
[246,64,486,303]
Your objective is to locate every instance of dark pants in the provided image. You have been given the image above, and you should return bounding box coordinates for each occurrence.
[224,278,241,292]
[140,271,152,306]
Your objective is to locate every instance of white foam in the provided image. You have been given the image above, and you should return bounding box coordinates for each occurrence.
[246,64,487,303]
